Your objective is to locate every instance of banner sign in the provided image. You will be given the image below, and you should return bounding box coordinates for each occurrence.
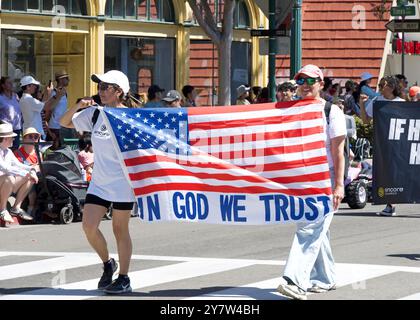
[373,101,420,204]
[102,100,333,224]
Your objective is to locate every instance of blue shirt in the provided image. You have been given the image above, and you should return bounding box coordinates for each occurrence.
[361,85,380,99]
[0,93,22,130]
[144,101,164,108]
[49,91,68,129]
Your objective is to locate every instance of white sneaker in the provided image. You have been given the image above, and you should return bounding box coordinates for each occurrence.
[308,284,337,293]
[277,282,307,300]
[0,209,15,223]
[10,208,33,221]
[376,204,396,217]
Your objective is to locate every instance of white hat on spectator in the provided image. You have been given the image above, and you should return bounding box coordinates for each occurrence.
[91,70,130,95]
[0,123,17,138]
[237,85,250,96]
[20,75,40,87]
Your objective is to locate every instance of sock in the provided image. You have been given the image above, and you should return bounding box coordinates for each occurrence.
[118,274,129,280]
[103,259,113,268]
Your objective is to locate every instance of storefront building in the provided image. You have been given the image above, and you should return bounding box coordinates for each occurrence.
[0,0,267,106]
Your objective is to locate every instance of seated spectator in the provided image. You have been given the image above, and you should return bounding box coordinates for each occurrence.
[162,90,183,108]
[0,122,37,223]
[14,127,42,167]
[14,127,42,217]
[78,134,94,181]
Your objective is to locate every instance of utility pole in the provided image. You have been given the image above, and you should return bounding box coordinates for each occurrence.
[290,0,302,78]
[268,0,277,101]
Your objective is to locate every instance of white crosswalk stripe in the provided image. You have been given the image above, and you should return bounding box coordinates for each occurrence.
[1,251,420,300]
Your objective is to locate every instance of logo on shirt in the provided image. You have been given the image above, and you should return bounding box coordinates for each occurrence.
[93,123,110,139]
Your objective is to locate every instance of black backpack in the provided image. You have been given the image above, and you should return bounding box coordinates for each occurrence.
[324,101,350,180]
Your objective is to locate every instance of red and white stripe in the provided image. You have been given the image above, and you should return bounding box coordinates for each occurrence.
[122,100,331,198]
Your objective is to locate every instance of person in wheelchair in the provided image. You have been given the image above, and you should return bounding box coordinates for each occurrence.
[0,122,38,223]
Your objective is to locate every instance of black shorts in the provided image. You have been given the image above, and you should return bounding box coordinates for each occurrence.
[85,194,134,211]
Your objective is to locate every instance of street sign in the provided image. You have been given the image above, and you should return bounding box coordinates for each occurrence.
[251,29,291,37]
[397,0,409,6]
[391,6,416,17]
[385,19,420,33]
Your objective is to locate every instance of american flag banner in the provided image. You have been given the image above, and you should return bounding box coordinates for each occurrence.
[102,99,333,225]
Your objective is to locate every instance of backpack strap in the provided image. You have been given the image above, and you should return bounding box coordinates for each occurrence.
[15,149,30,166]
[91,108,100,127]
[324,101,332,124]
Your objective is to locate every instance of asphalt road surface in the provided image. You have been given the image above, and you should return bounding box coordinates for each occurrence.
[1,202,420,301]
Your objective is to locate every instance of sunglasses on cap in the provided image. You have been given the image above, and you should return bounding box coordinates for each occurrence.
[296,77,321,86]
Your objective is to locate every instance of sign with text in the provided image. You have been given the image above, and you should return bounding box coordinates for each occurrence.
[385,19,420,32]
[391,6,416,17]
[102,100,334,225]
[373,101,420,204]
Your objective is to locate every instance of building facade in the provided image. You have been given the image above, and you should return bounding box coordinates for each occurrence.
[0,0,268,106]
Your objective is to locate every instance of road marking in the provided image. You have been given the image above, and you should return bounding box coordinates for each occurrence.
[399,293,420,300]
[0,255,99,281]
[186,264,399,300]
[2,251,420,300]
[0,259,255,300]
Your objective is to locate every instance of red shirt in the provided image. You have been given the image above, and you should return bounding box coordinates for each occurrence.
[14,147,38,165]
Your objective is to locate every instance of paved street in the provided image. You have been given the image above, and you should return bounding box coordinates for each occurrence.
[1,202,420,300]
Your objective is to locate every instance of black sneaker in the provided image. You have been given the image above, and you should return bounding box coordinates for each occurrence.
[97,258,118,290]
[104,275,132,294]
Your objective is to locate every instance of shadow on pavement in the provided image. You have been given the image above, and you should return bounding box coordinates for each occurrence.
[0,286,287,300]
[387,254,420,261]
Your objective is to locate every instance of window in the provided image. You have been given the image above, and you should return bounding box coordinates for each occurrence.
[105,36,175,96]
[189,0,250,29]
[1,0,88,15]
[105,0,174,22]
[234,1,250,29]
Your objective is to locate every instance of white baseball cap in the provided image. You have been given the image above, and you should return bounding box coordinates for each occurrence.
[20,75,40,87]
[91,70,130,95]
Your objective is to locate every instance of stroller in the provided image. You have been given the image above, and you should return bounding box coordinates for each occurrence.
[341,117,373,209]
[34,143,88,224]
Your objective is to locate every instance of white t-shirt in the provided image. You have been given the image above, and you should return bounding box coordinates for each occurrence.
[19,93,45,137]
[323,100,347,169]
[72,106,135,202]
[365,95,405,118]
[49,91,68,129]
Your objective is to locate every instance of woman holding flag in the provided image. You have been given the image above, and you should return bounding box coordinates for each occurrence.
[61,70,139,294]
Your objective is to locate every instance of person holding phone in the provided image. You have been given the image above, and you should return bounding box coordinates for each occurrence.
[45,71,70,144]
[19,76,54,140]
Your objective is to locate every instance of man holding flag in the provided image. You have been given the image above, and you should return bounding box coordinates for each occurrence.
[277,65,346,300]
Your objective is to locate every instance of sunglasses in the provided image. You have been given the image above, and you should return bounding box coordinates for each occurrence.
[296,77,321,86]
[98,83,117,91]
[25,134,39,140]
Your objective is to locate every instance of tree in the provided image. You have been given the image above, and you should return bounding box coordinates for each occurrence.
[187,0,236,106]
